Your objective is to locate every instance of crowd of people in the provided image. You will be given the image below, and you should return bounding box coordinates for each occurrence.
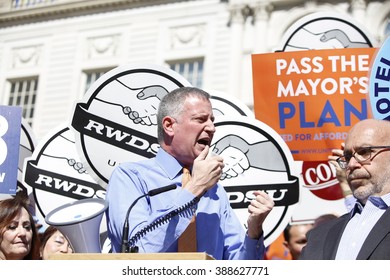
[2,87,390,260]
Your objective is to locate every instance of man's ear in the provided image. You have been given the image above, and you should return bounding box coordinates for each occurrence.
[162,116,175,137]
[282,240,289,250]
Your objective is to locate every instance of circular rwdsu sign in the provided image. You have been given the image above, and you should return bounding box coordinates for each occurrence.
[70,64,192,187]
[277,11,375,51]
[23,124,105,219]
[70,64,254,187]
[212,116,300,246]
[18,119,38,215]
[208,89,254,118]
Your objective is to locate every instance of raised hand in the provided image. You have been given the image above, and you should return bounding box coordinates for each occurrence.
[246,190,274,239]
[184,146,224,197]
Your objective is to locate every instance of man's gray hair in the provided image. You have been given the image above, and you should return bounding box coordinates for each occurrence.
[157,87,210,143]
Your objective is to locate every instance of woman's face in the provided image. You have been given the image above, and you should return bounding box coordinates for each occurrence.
[41,230,73,260]
[0,208,32,260]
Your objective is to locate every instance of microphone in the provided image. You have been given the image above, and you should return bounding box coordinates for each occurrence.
[120,184,176,253]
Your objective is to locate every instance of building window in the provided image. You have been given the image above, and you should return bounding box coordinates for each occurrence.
[85,69,109,93]
[167,58,204,88]
[7,78,38,127]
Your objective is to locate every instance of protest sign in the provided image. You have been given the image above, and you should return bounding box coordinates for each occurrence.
[252,48,376,161]
[0,105,22,195]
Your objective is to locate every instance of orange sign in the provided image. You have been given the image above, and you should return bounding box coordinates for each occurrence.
[252,48,377,161]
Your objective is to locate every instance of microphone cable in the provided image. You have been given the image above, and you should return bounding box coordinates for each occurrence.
[127,196,200,252]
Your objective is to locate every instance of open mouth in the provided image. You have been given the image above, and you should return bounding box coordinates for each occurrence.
[197,138,210,146]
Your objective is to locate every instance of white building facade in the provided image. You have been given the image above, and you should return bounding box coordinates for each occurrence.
[0,0,389,140]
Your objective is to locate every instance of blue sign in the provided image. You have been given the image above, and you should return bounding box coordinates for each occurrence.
[0,105,22,195]
[369,36,390,120]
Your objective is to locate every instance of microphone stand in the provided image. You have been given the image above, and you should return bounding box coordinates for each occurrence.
[121,194,146,253]
[120,184,176,253]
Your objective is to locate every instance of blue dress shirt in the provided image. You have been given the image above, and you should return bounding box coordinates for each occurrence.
[335,193,390,259]
[105,148,265,260]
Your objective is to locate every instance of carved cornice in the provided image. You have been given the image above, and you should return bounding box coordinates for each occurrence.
[0,0,189,27]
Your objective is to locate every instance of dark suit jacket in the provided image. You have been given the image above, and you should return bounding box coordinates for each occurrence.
[300,207,390,259]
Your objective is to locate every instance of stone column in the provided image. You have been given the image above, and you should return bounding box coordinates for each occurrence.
[227,5,246,99]
[252,1,273,54]
[350,0,366,25]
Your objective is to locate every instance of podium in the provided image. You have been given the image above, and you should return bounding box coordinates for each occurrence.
[49,252,214,260]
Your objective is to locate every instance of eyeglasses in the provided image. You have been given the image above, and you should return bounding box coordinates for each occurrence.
[336,146,390,169]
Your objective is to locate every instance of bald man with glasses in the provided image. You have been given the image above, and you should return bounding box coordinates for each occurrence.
[300,119,390,260]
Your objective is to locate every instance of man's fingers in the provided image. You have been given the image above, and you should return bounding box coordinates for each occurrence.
[195,145,209,161]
